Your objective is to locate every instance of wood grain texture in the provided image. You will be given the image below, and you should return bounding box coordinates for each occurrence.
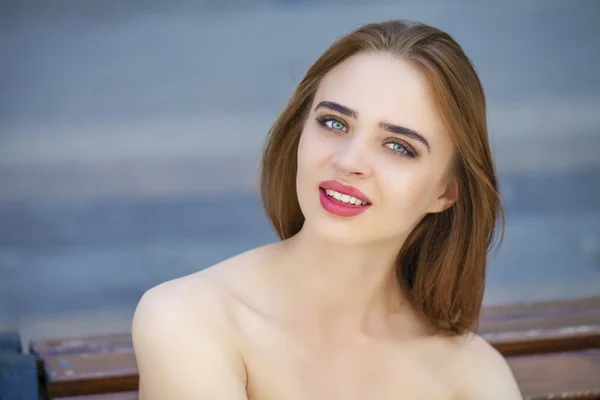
[508,349,600,400]
[38,297,600,397]
[54,391,138,400]
[479,296,600,356]
[43,351,138,398]
[41,347,600,399]
[481,297,600,320]
[30,333,133,357]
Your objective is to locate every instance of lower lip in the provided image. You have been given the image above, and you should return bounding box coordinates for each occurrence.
[319,188,370,217]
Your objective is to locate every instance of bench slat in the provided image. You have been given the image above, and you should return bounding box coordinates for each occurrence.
[44,352,138,398]
[54,392,138,400]
[508,349,600,400]
[30,333,133,357]
[42,348,600,399]
[38,296,600,397]
[481,296,600,320]
[478,297,600,356]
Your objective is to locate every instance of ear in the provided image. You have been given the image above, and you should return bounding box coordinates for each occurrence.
[429,178,458,214]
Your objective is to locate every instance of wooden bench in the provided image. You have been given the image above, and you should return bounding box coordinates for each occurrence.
[479,296,600,356]
[42,351,138,398]
[40,348,600,399]
[30,333,133,357]
[34,296,600,399]
[30,333,135,399]
[54,392,138,400]
[509,349,600,400]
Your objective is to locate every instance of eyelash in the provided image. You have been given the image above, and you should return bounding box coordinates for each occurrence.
[315,115,418,159]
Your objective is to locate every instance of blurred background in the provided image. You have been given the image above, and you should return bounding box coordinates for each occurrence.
[0,0,599,345]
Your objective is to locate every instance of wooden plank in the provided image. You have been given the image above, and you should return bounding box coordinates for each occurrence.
[509,349,600,400]
[53,392,138,400]
[43,351,138,398]
[479,296,600,356]
[30,333,133,356]
[42,348,600,399]
[37,296,600,397]
[481,296,600,320]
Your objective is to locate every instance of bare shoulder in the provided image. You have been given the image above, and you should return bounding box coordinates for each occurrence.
[133,272,235,340]
[452,333,523,400]
[135,240,275,318]
[131,245,272,399]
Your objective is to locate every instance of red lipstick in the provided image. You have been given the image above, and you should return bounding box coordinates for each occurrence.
[318,180,371,217]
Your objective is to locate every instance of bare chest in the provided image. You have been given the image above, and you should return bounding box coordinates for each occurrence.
[240,327,458,400]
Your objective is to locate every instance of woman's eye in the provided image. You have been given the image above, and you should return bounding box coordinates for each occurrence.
[322,118,347,132]
[385,141,416,158]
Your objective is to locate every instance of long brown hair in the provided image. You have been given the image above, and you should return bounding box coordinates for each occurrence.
[260,20,504,335]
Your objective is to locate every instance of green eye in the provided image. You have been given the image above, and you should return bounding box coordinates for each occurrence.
[387,142,407,154]
[384,141,417,158]
[324,119,347,131]
[331,121,344,130]
[317,116,348,132]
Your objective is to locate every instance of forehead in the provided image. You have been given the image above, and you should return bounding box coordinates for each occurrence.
[315,52,451,148]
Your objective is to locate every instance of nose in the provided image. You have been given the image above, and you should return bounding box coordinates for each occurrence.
[331,136,372,178]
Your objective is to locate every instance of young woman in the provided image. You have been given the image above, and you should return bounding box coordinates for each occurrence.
[132,20,523,399]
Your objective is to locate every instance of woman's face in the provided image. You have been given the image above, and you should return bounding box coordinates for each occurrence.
[296,51,457,245]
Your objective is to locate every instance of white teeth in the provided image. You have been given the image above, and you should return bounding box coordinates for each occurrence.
[324,189,367,206]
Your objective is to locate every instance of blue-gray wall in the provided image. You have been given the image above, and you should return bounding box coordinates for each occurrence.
[1,1,599,334]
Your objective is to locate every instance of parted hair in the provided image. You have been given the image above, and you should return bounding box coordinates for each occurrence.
[260,20,504,335]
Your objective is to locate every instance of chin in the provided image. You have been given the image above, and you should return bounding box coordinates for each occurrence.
[301,210,378,246]
[302,207,416,250]
[297,189,397,246]
[311,223,368,246]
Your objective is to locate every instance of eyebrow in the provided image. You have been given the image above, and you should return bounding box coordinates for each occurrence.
[379,122,431,152]
[314,100,431,152]
[315,101,357,118]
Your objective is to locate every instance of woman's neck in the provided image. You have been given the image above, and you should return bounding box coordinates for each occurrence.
[272,225,421,340]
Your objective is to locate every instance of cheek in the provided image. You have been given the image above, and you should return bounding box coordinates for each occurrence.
[297,129,322,195]
[297,130,313,182]
[297,128,332,178]
[380,166,439,215]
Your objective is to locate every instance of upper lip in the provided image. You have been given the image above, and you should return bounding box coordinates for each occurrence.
[319,180,372,204]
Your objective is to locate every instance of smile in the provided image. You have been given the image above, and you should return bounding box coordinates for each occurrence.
[323,189,369,206]
[318,180,372,218]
